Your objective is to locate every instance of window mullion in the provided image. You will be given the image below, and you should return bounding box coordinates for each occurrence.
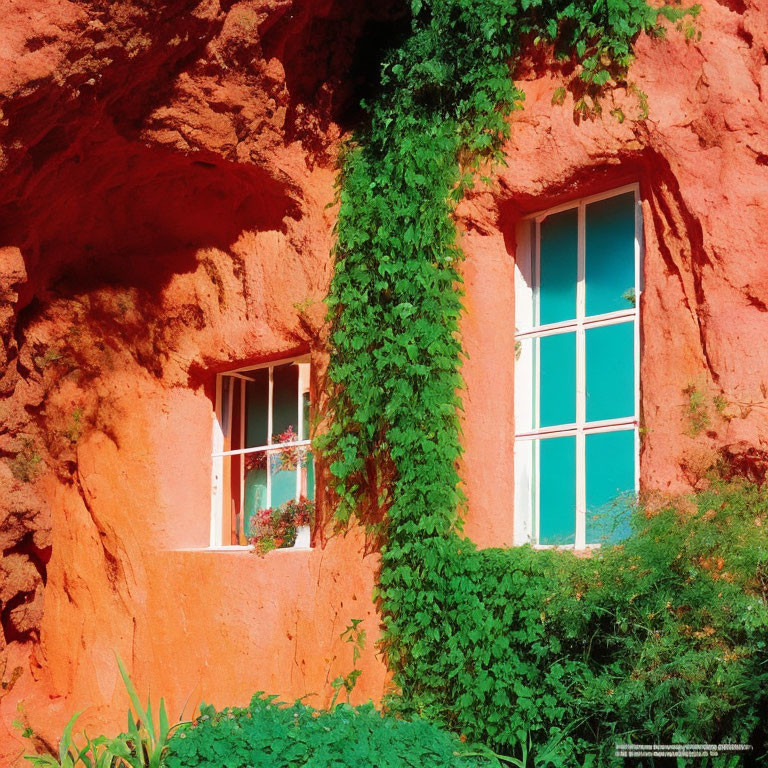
[533,219,541,542]
[211,375,225,548]
[239,378,245,544]
[575,203,587,550]
[296,365,302,501]
[267,366,273,509]
[633,188,642,498]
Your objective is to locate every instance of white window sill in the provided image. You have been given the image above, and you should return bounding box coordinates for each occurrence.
[169,545,313,553]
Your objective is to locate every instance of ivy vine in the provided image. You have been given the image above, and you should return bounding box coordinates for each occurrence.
[323,0,694,527]
[318,0,728,760]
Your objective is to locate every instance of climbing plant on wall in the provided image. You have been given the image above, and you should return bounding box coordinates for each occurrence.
[323,0,694,534]
[316,1,768,764]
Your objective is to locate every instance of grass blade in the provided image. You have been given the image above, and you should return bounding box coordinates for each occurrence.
[159,700,169,744]
[116,654,148,728]
[58,712,82,765]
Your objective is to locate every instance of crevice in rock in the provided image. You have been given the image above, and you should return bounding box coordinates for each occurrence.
[643,151,720,385]
[1,590,39,645]
[2,532,51,587]
[75,467,124,590]
[747,292,768,311]
[715,0,747,13]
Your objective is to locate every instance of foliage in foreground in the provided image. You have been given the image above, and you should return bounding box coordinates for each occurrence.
[382,481,768,763]
[23,656,181,768]
[164,695,495,768]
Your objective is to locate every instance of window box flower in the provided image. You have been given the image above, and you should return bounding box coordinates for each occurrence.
[248,496,315,555]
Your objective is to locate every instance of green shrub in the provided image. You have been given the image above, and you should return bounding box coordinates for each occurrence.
[383,482,768,764]
[164,695,496,768]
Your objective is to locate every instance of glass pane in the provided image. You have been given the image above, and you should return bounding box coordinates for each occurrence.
[301,390,311,441]
[304,452,315,501]
[538,436,576,546]
[221,376,233,436]
[586,430,635,544]
[538,332,576,428]
[539,208,578,325]
[220,452,268,545]
[244,455,268,541]
[273,364,299,439]
[585,322,634,422]
[585,192,636,316]
[245,369,269,448]
[270,449,298,509]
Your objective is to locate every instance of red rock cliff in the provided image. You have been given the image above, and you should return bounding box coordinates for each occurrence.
[0,0,767,762]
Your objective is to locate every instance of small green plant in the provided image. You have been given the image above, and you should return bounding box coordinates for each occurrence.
[713,393,733,421]
[292,297,316,315]
[684,383,711,436]
[22,712,127,768]
[34,347,63,371]
[10,437,43,482]
[23,657,189,768]
[628,83,651,120]
[330,618,366,707]
[64,408,85,444]
[621,287,636,307]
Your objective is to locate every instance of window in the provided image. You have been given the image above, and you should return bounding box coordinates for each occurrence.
[210,356,314,548]
[514,186,641,548]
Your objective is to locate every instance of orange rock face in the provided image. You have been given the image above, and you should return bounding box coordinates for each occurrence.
[0,0,766,762]
[458,0,768,544]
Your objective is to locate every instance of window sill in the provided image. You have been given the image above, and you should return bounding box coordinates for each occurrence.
[169,545,313,553]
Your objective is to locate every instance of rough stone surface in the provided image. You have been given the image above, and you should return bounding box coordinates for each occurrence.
[0,0,405,760]
[458,0,768,544]
[0,0,766,761]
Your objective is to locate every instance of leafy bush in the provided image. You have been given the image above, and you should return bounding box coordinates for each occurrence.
[382,481,768,764]
[165,695,495,768]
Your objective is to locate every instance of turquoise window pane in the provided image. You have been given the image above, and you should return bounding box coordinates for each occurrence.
[306,452,315,501]
[244,468,268,537]
[270,451,297,509]
[273,364,299,436]
[539,333,576,427]
[585,322,634,422]
[245,369,269,447]
[586,430,635,544]
[538,436,576,546]
[585,192,636,316]
[539,208,577,324]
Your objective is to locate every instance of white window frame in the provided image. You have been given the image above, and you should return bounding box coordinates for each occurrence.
[210,354,312,549]
[513,184,643,549]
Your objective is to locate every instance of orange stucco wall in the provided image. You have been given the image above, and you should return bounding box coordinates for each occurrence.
[2,0,768,762]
